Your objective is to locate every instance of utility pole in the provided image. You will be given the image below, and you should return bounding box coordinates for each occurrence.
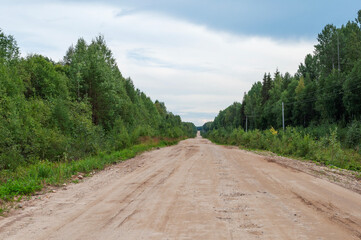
[246,116,248,132]
[282,102,285,131]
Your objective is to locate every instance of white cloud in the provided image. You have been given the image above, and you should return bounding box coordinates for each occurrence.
[0,1,316,126]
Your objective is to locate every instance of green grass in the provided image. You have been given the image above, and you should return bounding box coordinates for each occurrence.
[0,139,179,208]
[204,127,361,173]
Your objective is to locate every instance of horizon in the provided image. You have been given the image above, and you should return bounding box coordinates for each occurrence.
[1,0,359,126]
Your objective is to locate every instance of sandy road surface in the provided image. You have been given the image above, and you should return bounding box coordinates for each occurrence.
[1,134,361,239]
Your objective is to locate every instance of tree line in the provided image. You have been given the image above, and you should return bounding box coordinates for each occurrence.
[0,31,196,170]
[203,10,361,149]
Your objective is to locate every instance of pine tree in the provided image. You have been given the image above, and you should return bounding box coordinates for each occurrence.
[261,73,272,104]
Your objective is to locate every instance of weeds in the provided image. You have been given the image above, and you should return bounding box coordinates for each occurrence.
[205,127,361,172]
[0,138,180,204]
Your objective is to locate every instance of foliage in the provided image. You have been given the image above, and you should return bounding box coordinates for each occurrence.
[202,10,361,172]
[204,11,361,132]
[0,139,178,202]
[269,127,278,135]
[205,127,360,172]
[345,120,361,149]
[0,29,196,174]
[0,29,19,65]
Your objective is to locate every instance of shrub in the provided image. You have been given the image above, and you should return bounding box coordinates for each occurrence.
[345,120,361,148]
[0,146,24,170]
[107,119,131,150]
[204,125,361,172]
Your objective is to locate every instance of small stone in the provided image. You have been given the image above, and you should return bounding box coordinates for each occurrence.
[78,175,83,179]
[18,204,23,208]
[62,183,67,186]
[52,190,56,193]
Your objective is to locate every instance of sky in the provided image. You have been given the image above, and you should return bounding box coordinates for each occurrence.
[0,0,359,126]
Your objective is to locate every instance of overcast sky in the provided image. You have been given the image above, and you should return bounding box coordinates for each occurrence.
[0,1,359,126]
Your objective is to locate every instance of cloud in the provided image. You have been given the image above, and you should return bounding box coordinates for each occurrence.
[61,0,359,38]
[0,1,316,126]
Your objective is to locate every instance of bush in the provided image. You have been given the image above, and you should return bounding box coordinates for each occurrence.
[345,120,361,148]
[0,146,24,170]
[107,119,131,150]
[204,126,360,172]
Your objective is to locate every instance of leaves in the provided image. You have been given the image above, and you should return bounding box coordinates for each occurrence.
[0,32,196,171]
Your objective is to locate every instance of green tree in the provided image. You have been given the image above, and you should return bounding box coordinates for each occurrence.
[261,73,272,104]
[0,29,19,65]
[343,60,361,119]
[315,24,338,75]
[316,71,345,122]
[19,55,68,100]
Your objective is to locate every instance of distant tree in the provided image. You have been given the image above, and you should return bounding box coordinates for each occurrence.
[316,70,345,122]
[297,54,320,80]
[341,21,361,73]
[315,24,337,75]
[261,73,272,104]
[244,82,262,129]
[282,72,292,91]
[0,29,19,65]
[19,55,68,100]
[343,60,361,119]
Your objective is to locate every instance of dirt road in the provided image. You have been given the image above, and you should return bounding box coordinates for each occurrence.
[1,133,361,239]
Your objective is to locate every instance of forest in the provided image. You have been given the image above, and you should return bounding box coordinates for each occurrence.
[202,11,361,172]
[0,31,197,202]
[0,31,196,171]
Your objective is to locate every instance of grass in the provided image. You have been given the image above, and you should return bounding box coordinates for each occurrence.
[0,138,180,212]
[203,127,361,173]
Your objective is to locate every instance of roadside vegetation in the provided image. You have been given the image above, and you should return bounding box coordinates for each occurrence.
[0,30,196,208]
[204,126,361,172]
[0,138,179,213]
[202,10,361,172]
